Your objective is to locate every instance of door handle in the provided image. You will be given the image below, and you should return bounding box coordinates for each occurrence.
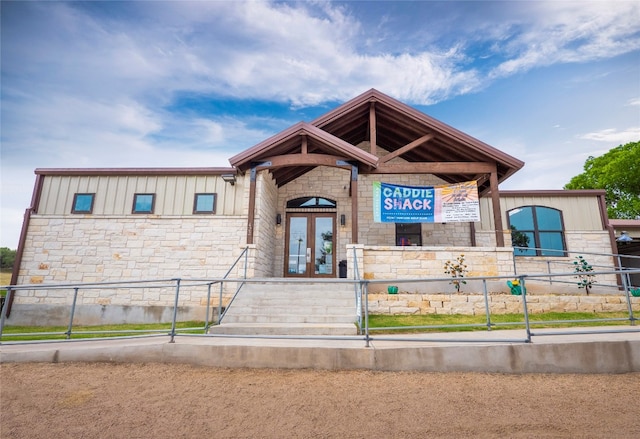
[306,248,311,263]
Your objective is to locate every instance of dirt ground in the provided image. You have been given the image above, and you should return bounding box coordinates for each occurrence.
[1,363,639,439]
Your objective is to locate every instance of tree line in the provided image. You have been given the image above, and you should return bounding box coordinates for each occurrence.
[1,247,16,270]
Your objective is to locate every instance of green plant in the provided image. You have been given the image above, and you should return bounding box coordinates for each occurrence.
[573,255,596,294]
[443,254,468,293]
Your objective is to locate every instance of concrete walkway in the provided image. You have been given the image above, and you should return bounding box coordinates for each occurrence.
[2,327,639,374]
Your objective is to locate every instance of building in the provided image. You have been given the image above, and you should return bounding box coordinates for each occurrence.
[7,89,639,324]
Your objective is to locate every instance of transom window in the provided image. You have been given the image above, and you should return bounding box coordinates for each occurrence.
[287,197,336,208]
[193,193,216,214]
[508,206,566,256]
[72,193,95,214]
[396,223,422,246]
[132,193,155,214]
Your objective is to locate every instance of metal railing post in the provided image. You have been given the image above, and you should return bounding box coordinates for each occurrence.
[169,278,181,343]
[66,287,79,340]
[218,281,224,324]
[204,282,213,332]
[244,247,249,279]
[482,279,492,331]
[0,287,13,343]
[620,268,636,326]
[519,276,532,343]
[364,280,370,348]
[351,246,363,331]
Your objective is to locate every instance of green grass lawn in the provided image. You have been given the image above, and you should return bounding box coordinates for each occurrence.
[1,312,634,341]
[366,311,633,333]
[0,321,207,342]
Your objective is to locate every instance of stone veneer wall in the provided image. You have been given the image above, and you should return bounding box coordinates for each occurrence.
[368,292,640,315]
[347,245,515,294]
[11,215,249,325]
[19,216,249,283]
[253,172,279,277]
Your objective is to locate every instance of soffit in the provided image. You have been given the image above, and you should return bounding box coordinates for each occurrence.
[311,89,524,194]
[229,89,524,192]
[229,122,378,186]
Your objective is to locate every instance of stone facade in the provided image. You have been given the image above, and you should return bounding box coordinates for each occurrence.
[347,244,515,293]
[367,292,640,315]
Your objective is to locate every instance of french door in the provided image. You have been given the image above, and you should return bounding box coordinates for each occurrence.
[285,213,336,277]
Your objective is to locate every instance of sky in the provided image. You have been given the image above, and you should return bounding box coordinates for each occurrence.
[1,0,639,249]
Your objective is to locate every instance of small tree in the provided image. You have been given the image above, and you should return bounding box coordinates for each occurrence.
[510,226,530,252]
[443,254,468,293]
[0,247,16,270]
[573,255,596,294]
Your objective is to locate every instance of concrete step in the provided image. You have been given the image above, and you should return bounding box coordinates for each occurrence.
[217,280,359,334]
[208,323,359,336]
[222,314,358,324]
[226,305,355,315]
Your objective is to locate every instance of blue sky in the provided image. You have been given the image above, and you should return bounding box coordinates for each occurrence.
[1,0,639,248]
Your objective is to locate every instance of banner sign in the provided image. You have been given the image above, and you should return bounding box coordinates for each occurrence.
[373,181,480,223]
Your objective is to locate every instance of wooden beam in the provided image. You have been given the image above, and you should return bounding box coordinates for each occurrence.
[369,102,377,155]
[351,165,359,244]
[380,133,434,163]
[247,167,257,245]
[257,154,354,169]
[301,135,308,155]
[489,169,505,247]
[369,162,495,174]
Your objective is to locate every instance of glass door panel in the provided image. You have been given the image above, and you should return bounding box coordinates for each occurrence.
[287,216,308,275]
[314,216,334,276]
[285,213,336,277]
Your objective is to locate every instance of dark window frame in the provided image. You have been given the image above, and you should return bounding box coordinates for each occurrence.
[193,193,217,214]
[132,193,156,214]
[287,197,337,208]
[395,223,422,246]
[507,205,567,256]
[71,193,95,214]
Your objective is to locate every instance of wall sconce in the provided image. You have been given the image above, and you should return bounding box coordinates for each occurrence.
[276,213,282,226]
[617,231,633,243]
[340,214,346,226]
[221,174,236,185]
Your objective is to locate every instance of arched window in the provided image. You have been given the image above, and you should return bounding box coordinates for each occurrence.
[508,206,566,256]
[287,197,336,208]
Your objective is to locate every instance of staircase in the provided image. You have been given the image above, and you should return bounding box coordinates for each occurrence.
[208,281,359,335]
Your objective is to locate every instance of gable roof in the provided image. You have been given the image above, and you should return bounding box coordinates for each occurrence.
[229,122,378,186]
[230,89,524,192]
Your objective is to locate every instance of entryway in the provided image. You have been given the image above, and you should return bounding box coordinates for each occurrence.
[285,213,335,277]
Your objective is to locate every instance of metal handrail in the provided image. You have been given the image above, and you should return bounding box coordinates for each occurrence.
[351,246,364,332]
[2,264,639,346]
[213,246,249,326]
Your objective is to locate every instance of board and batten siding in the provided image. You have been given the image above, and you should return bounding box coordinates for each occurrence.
[478,192,606,232]
[37,174,246,216]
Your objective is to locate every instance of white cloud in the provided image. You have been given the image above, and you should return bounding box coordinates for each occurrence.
[579,128,640,144]
[490,2,640,77]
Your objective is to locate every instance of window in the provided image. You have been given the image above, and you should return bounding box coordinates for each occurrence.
[72,193,95,214]
[396,223,422,246]
[193,193,216,214]
[132,193,155,214]
[287,197,336,208]
[508,206,566,256]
